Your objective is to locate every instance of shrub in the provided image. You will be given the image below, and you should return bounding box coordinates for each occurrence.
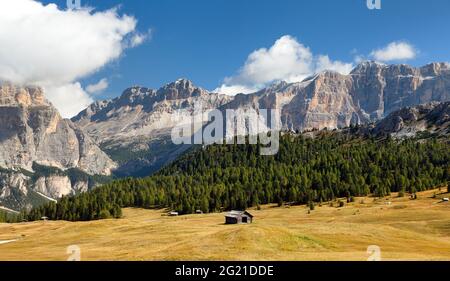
[98,210,111,219]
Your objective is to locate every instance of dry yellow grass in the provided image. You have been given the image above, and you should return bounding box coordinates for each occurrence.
[1,188,450,261]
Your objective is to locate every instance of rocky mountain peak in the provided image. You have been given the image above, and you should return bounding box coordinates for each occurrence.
[350,61,386,76]
[259,80,290,94]
[157,78,209,100]
[0,83,49,107]
[119,86,155,104]
[316,70,348,81]
[384,63,417,76]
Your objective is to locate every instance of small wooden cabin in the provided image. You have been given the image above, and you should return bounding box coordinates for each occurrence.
[225,210,253,224]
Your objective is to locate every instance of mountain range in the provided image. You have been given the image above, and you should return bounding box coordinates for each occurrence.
[1,61,449,211]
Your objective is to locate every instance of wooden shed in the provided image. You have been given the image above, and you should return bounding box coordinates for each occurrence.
[225,210,253,224]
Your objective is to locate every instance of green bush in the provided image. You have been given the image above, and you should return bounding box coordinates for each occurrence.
[98,210,111,219]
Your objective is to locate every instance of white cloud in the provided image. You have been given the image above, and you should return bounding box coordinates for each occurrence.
[0,0,143,117]
[215,35,353,95]
[129,28,152,48]
[86,78,109,94]
[43,83,94,119]
[315,55,354,75]
[370,41,417,62]
[213,84,259,96]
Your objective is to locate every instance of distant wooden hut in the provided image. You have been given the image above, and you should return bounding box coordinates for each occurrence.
[168,211,179,216]
[225,210,253,224]
[41,216,49,221]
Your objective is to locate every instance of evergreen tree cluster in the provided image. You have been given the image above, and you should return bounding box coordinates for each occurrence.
[25,133,450,221]
[0,210,22,223]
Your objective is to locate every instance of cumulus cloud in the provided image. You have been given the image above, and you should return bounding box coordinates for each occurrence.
[0,0,144,117]
[213,84,260,96]
[44,83,94,118]
[315,55,354,74]
[86,78,109,94]
[215,35,353,95]
[370,41,417,62]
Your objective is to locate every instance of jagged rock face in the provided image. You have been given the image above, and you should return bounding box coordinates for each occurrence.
[0,169,91,211]
[0,83,117,210]
[73,79,232,176]
[74,79,232,142]
[373,102,450,137]
[223,62,450,131]
[221,71,364,131]
[0,171,28,199]
[34,176,73,199]
[283,72,362,131]
[0,171,29,211]
[33,175,89,200]
[0,83,116,175]
[350,62,450,120]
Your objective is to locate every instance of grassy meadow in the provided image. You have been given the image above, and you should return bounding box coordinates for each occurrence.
[1,188,450,261]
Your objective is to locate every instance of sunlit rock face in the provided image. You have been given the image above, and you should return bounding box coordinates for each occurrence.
[0,83,116,175]
[0,83,117,210]
[221,62,450,131]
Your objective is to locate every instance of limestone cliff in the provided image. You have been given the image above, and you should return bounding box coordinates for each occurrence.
[0,83,116,211]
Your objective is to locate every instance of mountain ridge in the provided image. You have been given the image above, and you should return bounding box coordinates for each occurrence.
[1,61,449,210]
[72,79,233,176]
[72,61,450,176]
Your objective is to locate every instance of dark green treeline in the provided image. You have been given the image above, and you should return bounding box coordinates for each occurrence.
[25,133,450,221]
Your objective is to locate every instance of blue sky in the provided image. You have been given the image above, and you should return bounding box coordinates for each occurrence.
[40,0,450,101]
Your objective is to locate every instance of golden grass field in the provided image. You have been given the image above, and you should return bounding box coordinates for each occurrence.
[1,188,450,261]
